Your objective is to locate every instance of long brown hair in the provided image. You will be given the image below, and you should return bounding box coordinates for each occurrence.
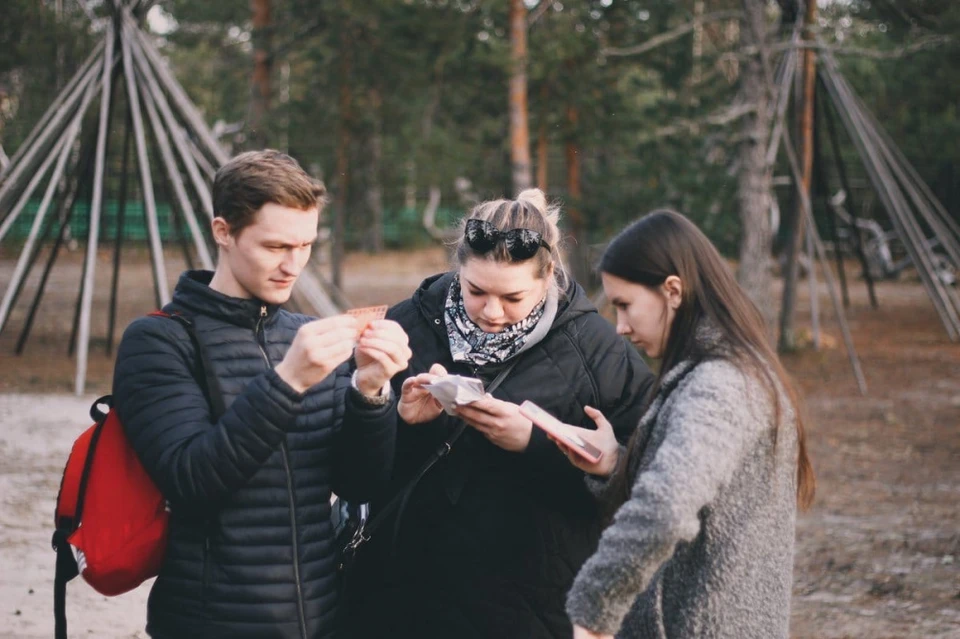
[601,210,815,510]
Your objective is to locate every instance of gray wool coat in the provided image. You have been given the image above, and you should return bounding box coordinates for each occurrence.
[566,338,798,638]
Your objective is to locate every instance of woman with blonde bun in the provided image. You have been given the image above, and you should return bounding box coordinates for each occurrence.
[346,190,655,638]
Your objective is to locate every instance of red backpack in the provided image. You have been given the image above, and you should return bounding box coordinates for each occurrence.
[52,311,223,639]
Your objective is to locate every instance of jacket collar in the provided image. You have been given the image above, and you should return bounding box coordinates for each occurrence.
[170,270,283,329]
[411,271,596,337]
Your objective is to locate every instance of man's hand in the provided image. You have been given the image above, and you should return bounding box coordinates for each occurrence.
[398,363,447,424]
[547,406,620,477]
[354,320,412,397]
[454,396,533,452]
[275,316,359,393]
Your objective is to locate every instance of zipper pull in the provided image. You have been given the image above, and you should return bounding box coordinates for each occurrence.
[260,305,267,319]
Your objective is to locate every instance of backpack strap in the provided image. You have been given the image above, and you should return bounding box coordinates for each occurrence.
[150,310,226,419]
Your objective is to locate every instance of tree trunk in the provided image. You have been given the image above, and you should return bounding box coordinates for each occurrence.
[509,0,532,193]
[566,104,589,285]
[737,0,775,332]
[366,85,384,253]
[249,0,272,149]
[537,84,549,191]
[778,0,818,350]
[333,28,352,289]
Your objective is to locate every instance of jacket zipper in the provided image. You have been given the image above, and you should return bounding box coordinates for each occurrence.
[256,305,308,639]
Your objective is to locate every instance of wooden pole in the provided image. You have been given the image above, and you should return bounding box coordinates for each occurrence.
[778,0,818,351]
[820,59,960,339]
[16,115,101,354]
[0,132,73,244]
[121,17,170,308]
[818,74,877,308]
[137,62,214,268]
[748,3,867,393]
[0,54,104,215]
[129,17,228,164]
[1,41,104,180]
[107,103,134,355]
[812,99,850,308]
[0,111,83,333]
[75,26,117,395]
[129,28,216,219]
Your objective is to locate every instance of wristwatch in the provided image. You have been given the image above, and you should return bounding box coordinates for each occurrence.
[350,369,392,406]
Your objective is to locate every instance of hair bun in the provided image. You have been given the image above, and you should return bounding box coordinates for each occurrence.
[516,188,547,213]
[517,188,561,227]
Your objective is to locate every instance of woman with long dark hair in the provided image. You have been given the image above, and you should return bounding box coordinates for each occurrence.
[551,210,814,639]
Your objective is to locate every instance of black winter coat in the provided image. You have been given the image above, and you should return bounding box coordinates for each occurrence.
[347,272,654,639]
[113,271,397,639]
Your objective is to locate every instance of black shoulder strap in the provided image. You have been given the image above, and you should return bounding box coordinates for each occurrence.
[348,357,522,556]
[164,312,226,420]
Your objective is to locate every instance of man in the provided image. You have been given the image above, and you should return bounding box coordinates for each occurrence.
[114,150,410,639]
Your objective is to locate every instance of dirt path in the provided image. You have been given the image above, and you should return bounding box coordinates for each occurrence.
[0,394,150,638]
[787,276,960,638]
[0,250,957,637]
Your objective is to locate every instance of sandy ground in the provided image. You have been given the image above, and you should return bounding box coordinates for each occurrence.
[0,394,151,638]
[0,247,958,637]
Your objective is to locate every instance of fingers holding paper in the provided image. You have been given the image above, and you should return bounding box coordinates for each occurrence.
[398,364,448,424]
[544,406,620,477]
[354,319,412,396]
[454,396,533,453]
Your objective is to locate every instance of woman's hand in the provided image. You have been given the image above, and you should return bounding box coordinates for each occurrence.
[454,396,533,452]
[549,406,620,477]
[398,363,447,424]
[573,625,614,639]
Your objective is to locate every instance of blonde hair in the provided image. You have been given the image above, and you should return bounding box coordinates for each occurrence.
[453,188,568,290]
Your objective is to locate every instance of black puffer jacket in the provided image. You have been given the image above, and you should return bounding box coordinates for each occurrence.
[113,271,397,639]
[347,272,654,639]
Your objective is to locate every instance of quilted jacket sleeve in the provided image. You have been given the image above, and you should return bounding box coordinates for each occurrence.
[114,316,302,510]
[332,367,398,502]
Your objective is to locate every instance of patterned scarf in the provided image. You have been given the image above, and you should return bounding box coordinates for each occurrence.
[445,275,547,367]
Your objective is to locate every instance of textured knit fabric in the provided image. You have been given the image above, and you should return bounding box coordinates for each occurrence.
[113,270,397,639]
[566,330,798,639]
[345,271,655,639]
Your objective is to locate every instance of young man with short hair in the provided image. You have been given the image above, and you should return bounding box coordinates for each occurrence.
[114,150,410,638]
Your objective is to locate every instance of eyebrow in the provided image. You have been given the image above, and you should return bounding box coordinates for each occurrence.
[264,235,318,247]
[463,277,529,297]
[609,296,627,306]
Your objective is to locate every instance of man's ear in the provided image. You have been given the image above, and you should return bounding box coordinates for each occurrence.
[662,275,684,310]
[211,217,232,248]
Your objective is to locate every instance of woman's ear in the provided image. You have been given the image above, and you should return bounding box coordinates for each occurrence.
[662,275,683,310]
[211,217,232,249]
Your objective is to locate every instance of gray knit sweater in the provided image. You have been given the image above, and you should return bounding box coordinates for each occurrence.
[566,341,798,638]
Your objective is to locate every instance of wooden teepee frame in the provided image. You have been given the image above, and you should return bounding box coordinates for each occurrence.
[765,21,960,395]
[0,1,342,395]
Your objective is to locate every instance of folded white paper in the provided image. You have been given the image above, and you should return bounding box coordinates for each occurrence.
[423,374,486,415]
